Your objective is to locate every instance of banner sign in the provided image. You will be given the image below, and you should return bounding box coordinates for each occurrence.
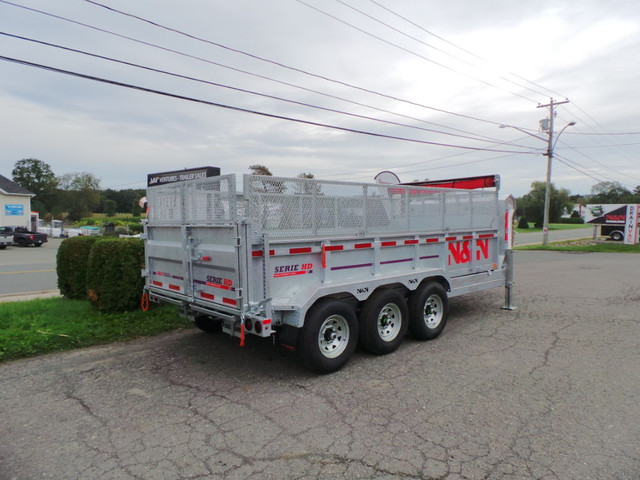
[147,166,220,187]
[584,204,627,225]
[4,204,24,216]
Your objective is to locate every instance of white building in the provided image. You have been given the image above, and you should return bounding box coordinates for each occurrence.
[0,174,36,229]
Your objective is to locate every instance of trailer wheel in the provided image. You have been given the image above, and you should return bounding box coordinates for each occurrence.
[299,299,358,374]
[408,282,449,340]
[359,290,408,355]
[610,230,623,242]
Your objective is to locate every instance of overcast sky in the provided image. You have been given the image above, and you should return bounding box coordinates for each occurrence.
[2,0,640,197]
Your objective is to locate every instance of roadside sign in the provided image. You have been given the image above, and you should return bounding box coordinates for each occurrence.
[624,204,639,245]
[4,204,24,216]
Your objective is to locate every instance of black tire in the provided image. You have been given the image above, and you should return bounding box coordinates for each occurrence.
[299,299,358,374]
[408,282,449,340]
[0,245,6,250]
[17,238,27,247]
[34,242,43,247]
[193,315,223,334]
[610,231,623,242]
[358,290,408,355]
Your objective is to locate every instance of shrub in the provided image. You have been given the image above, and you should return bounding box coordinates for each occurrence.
[517,217,529,229]
[86,238,145,312]
[56,236,102,299]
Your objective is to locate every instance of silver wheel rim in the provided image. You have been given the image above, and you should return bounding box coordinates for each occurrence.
[377,302,402,342]
[317,314,350,359]
[423,294,443,329]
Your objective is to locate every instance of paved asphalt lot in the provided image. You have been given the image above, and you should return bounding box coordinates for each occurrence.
[0,237,62,299]
[1,249,638,479]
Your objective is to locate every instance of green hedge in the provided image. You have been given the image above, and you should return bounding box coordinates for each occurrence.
[559,217,585,224]
[86,238,145,312]
[57,236,102,299]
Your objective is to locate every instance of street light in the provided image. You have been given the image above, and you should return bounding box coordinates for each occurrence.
[500,120,576,245]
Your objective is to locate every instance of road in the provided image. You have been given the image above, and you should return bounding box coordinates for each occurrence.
[1,250,638,480]
[513,226,595,246]
[0,238,62,299]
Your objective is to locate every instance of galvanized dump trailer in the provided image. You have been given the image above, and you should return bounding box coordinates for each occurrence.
[142,173,513,373]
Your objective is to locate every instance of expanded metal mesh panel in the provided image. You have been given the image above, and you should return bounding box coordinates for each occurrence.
[244,175,498,239]
[146,174,237,225]
[146,174,498,233]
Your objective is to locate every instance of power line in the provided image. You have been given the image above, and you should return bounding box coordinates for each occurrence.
[79,0,518,129]
[3,31,541,149]
[0,55,542,155]
[296,0,539,103]
[364,0,567,100]
[2,0,521,144]
[335,0,551,99]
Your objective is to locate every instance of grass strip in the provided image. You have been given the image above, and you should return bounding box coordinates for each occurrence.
[516,240,640,253]
[0,298,192,363]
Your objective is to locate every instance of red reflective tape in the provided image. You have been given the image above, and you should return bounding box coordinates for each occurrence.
[290,247,312,254]
[152,280,163,287]
[404,239,419,245]
[323,245,344,251]
[269,250,275,256]
[223,297,237,306]
[479,233,495,239]
[355,243,372,249]
[426,238,439,243]
[381,241,396,247]
[463,235,473,240]
[200,292,215,300]
[169,284,180,291]
[262,319,272,326]
[201,256,211,261]
[252,250,263,257]
[445,237,457,242]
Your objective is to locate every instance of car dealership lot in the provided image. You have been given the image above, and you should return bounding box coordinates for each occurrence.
[1,250,638,480]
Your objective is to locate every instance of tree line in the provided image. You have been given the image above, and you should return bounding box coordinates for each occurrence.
[11,158,145,221]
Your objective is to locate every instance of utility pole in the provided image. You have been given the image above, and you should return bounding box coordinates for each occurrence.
[537,97,570,246]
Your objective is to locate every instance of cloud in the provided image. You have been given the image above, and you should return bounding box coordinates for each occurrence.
[2,0,640,197]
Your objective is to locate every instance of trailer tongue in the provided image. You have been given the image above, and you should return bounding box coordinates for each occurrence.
[142,171,514,373]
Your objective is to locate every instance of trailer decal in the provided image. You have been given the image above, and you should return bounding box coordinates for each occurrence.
[331,263,374,271]
[274,263,314,278]
[193,278,236,291]
[381,257,413,265]
[419,255,439,260]
[151,271,184,280]
[448,240,471,265]
[476,239,490,260]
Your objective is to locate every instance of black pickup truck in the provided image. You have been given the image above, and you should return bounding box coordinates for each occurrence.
[0,226,48,247]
